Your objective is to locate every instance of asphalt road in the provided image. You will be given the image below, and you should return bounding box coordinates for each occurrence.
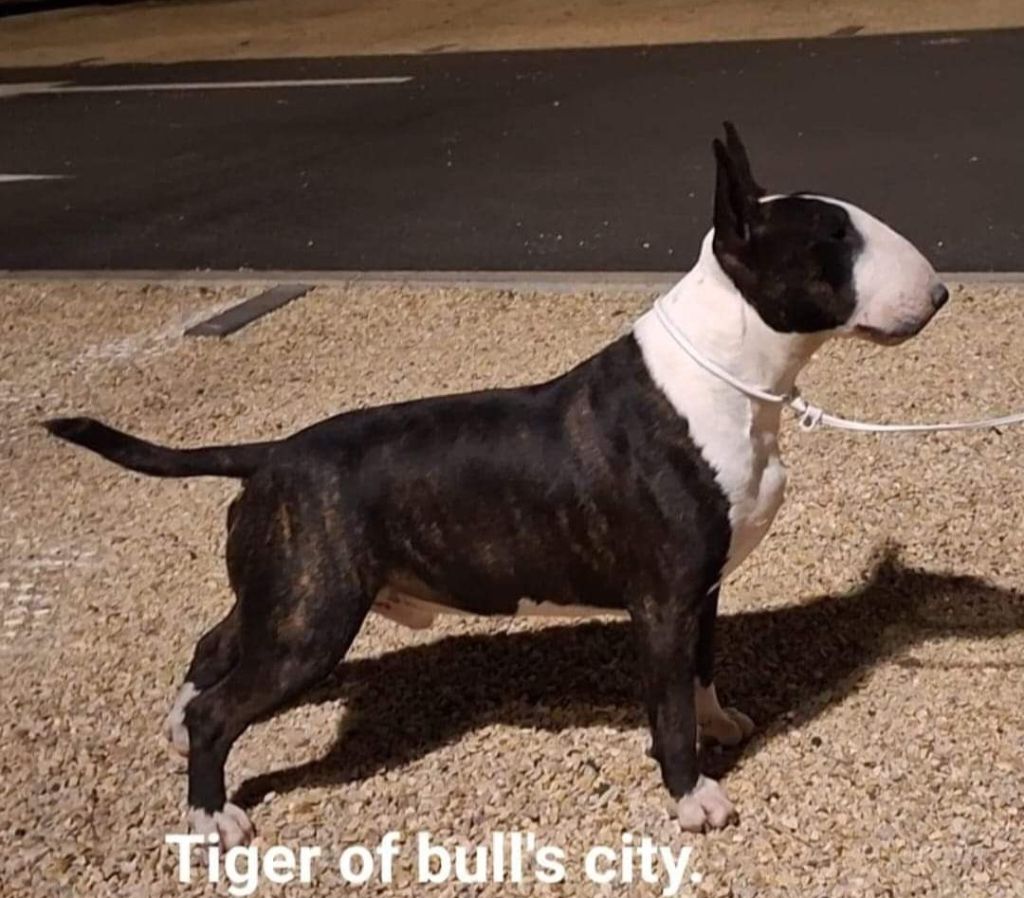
[0,27,1021,272]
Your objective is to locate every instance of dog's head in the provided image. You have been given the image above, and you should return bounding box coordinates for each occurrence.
[711,123,947,344]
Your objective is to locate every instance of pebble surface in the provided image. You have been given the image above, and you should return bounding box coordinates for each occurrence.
[1,280,1022,897]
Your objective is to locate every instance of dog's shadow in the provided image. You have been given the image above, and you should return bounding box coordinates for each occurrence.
[233,544,1024,806]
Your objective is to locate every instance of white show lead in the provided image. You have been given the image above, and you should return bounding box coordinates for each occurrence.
[653,295,1024,434]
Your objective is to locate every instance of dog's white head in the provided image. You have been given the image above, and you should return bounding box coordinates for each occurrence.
[711,123,947,344]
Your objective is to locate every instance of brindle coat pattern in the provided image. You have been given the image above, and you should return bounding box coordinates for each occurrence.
[48,332,731,816]
[44,123,946,840]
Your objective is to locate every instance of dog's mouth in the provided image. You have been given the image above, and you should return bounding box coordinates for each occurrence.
[854,325,915,346]
[853,317,931,346]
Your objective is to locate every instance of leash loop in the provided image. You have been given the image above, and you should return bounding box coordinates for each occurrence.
[789,394,825,432]
[653,296,1024,436]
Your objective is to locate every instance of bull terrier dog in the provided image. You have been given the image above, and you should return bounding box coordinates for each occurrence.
[45,124,948,846]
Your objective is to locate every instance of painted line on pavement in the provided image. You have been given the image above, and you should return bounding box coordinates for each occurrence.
[0,174,69,183]
[0,77,413,99]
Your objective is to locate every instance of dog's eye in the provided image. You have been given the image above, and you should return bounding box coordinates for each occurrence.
[831,224,848,241]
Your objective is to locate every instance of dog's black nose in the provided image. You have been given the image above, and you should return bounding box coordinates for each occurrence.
[930,283,950,310]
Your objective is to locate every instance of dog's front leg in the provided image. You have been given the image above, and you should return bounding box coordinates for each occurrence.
[695,586,755,746]
[632,590,735,832]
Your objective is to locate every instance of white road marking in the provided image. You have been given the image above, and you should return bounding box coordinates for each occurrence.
[0,174,68,183]
[0,77,412,99]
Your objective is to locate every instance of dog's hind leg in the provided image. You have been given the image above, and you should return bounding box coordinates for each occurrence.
[694,586,754,747]
[163,606,241,757]
[164,490,353,759]
[181,465,373,848]
[164,501,247,757]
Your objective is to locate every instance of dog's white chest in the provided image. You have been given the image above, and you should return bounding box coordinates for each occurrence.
[666,389,788,577]
[633,299,796,580]
[717,425,787,576]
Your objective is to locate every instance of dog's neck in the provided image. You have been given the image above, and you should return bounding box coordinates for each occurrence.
[632,230,827,577]
[648,231,828,398]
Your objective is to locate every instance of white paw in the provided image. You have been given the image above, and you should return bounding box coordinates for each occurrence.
[675,776,735,832]
[695,681,754,747]
[189,802,255,850]
[163,682,199,757]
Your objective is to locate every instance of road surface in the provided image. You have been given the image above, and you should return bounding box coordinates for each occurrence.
[0,28,1021,272]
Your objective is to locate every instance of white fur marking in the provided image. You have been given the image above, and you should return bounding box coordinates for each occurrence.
[189,802,254,850]
[634,234,820,574]
[635,197,940,577]
[676,776,735,831]
[805,196,941,338]
[371,591,627,629]
[164,682,198,757]
[371,590,441,629]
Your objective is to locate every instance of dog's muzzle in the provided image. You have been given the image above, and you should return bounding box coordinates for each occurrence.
[855,282,949,345]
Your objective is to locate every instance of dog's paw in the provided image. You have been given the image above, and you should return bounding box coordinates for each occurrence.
[163,682,199,757]
[675,776,735,832]
[700,705,754,747]
[696,682,754,747]
[189,803,254,850]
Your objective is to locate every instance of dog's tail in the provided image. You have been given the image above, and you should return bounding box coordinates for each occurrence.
[43,417,275,479]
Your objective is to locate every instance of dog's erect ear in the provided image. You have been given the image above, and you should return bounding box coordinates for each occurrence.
[722,121,765,199]
[712,124,764,285]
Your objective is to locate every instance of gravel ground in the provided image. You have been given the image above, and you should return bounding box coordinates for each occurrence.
[1,280,1022,897]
